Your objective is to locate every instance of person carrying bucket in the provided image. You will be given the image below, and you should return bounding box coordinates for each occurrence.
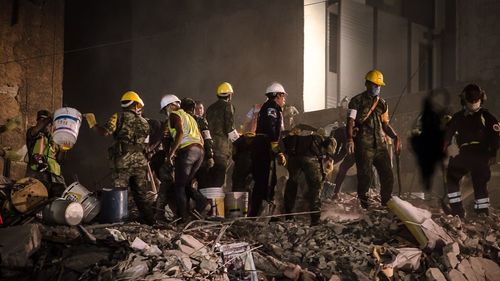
[84,91,155,225]
[26,110,67,197]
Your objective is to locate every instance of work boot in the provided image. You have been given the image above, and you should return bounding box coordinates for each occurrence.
[475,208,489,217]
[359,197,370,209]
[450,202,465,218]
[310,215,321,226]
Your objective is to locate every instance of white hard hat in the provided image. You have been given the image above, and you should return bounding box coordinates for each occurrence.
[160,94,181,110]
[265,82,287,95]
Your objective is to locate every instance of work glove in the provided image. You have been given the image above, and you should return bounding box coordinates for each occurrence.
[83,113,97,128]
[207,157,215,168]
[271,142,280,154]
[347,140,355,154]
[4,116,21,132]
[277,152,287,166]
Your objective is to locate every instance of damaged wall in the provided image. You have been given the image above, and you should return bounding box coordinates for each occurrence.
[63,0,303,188]
[0,0,64,180]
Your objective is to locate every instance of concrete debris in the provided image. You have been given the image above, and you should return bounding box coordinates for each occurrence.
[0,224,41,267]
[0,192,498,281]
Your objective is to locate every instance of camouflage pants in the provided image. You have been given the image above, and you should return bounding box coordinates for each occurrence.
[112,166,154,224]
[354,145,393,204]
[284,156,323,223]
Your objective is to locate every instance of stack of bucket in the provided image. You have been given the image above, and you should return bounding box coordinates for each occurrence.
[199,188,249,219]
[52,107,82,151]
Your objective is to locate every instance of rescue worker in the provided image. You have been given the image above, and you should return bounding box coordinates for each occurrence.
[0,117,22,160]
[232,132,256,192]
[160,94,208,222]
[243,103,262,133]
[346,70,401,208]
[205,82,239,187]
[181,98,215,188]
[26,110,67,197]
[194,100,205,118]
[283,127,336,225]
[283,104,300,130]
[84,92,154,225]
[444,84,499,217]
[249,82,287,216]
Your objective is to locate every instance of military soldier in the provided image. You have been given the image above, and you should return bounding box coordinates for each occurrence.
[283,128,336,225]
[249,82,287,216]
[85,91,154,225]
[26,110,67,197]
[181,98,215,188]
[206,82,239,187]
[444,84,499,217]
[346,70,401,208]
[160,94,208,222]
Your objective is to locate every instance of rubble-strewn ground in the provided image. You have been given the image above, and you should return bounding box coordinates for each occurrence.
[0,192,499,281]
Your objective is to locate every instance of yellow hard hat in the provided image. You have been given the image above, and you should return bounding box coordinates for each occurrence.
[121,91,144,108]
[217,82,234,97]
[365,70,386,86]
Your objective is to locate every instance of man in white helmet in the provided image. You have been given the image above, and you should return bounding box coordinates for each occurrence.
[249,82,287,216]
[159,94,208,223]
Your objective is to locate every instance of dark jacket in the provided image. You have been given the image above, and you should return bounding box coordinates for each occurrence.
[256,99,283,142]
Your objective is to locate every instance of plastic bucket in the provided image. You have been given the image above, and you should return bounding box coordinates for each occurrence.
[42,198,84,226]
[200,188,225,218]
[99,189,128,223]
[224,192,249,218]
[52,107,82,150]
[62,182,101,223]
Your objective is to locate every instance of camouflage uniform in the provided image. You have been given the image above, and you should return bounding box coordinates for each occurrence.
[283,134,335,224]
[232,133,256,192]
[206,98,236,187]
[105,110,154,224]
[193,115,214,188]
[348,91,394,205]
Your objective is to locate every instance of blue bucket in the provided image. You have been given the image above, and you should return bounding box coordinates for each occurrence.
[99,189,128,223]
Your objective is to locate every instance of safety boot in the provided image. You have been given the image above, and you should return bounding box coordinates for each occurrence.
[450,202,465,218]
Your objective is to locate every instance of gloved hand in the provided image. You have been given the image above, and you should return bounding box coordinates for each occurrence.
[277,153,287,166]
[207,157,215,168]
[271,142,280,154]
[83,113,97,128]
[4,117,21,132]
[347,140,355,154]
[4,148,24,161]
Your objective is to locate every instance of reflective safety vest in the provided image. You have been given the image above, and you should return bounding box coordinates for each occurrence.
[168,109,202,149]
[30,135,61,176]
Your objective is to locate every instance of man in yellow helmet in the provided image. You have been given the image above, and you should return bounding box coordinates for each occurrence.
[205,82,239,188]
[85,91,154,225]
[346,70,401,209]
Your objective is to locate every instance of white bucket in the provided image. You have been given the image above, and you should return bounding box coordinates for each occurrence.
[42,198,83,226]
[224,192,249,218]
[200,187,225,218]
[63,182,101,223]
[52,107,82,150]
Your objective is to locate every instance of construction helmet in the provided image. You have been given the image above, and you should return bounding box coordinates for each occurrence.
[160,94,181,111]
[121,91,144,108]
[365,70,386,86]
[265,82,287,98]
[217,82,234,97]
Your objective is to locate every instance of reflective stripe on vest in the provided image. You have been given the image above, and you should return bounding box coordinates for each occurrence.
[459,141,481,148]
[169,109,202,149]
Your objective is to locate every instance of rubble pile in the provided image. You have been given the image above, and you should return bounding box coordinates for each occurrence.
[0,194,499,281]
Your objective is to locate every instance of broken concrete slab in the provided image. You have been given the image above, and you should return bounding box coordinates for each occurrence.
[131,237,150,251]
[283,264,301,281]
[0,224,41,267]
[426,268,447,281]
[163,250,192,271]
[477,257,500,281]
[448,269,468,281]
[180,234,207,255]
[457,259,479,281]
[442,252,459,269]
[468,257,487,281]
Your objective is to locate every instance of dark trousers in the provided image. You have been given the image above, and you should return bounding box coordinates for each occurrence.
[446,150,490,211]
[284,156,323,222]
[249,135,273,217]
[232,152,253,192]
[174,145,206,220]
[156,163,176,218]
[333,153,356,194]
[355,145,393,204]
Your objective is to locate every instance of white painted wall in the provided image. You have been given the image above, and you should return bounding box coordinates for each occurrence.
[303,0,326,112]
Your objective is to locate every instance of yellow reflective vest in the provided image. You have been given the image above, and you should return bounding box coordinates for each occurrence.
[30,135,61,176]
[168,109,202,149]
